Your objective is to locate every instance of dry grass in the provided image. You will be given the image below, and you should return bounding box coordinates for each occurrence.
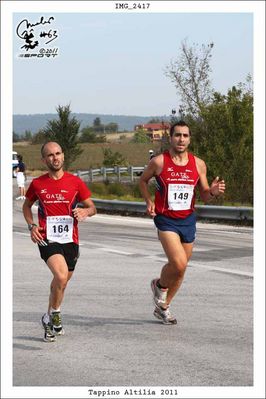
[14,142,162,172]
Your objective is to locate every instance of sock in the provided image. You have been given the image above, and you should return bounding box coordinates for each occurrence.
[157,280,168,290]
[50,307,60,314]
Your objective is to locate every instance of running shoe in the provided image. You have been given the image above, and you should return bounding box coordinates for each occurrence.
[153,306,177,325]
[151,278,168,308]
[50,311,65,335]
[41,314,56,342]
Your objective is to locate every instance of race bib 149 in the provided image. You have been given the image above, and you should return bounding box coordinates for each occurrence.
[168,184,194,211]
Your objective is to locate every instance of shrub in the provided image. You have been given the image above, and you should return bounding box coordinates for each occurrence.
[88,182,109,196]
[107,182,127,197]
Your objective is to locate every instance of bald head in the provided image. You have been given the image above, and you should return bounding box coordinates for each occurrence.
[41,141,64,173]
[41,141,63,158]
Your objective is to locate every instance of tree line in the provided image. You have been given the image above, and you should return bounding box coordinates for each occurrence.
[13,117,119,145]
[13,39,253,205]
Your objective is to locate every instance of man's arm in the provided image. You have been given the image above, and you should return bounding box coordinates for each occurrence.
[22,198,45,244]
[72,197,97,222]
[139,155,163,217]
[195,157,225,203]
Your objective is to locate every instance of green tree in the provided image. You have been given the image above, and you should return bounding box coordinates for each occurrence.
[13,131,20,142]
[31,129,47,144]
[93,117,101,127]
[79,127,97,143]
[80,126,107,143]
[188,83,253,204]
[132,129,150,143]
[165,39,214,115]
[148,118,161,123]
[102,148,128,167]
[43,104,83,170]
[93,117,105,133]
[105,122,118,133]
[23,130,32,142]
[166,39,253,204]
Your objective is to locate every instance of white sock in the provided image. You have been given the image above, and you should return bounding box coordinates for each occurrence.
[50,307,60,314]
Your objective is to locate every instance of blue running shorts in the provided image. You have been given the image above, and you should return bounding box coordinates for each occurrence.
[154,212,196,243]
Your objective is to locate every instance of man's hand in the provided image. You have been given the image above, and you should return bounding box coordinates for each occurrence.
[146,200,156,217]
[210,176,226,197]
[72,207,90,222]
[30,226,47,246]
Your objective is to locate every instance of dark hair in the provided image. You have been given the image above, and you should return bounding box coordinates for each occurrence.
[17,154,23,162]
[170,120,191,137]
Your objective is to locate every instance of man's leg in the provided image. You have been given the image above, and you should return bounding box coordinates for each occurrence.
[46,254,73,311]
[158,231,194,307]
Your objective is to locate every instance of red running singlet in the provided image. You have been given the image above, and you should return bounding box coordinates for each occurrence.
[155,151,199,219]
[26,172,91,244]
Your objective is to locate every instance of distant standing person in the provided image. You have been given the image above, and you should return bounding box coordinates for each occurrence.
[15,154,26,200]
[22,142,97,342]
[149,149,155,160]
[139,121,225,324]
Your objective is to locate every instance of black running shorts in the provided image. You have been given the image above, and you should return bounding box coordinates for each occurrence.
[38,241,80,271]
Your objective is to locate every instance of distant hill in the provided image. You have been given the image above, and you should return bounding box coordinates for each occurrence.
[13,113,170,135]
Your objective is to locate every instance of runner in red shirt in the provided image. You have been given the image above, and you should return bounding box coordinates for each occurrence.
[139,121,225,324]
[23,142,96,342]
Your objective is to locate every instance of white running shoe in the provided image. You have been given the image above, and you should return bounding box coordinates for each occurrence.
[151,278,168,308]
[41,314,56,342]
[153,306,177,325]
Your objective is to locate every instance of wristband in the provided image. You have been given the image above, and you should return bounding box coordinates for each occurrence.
[28,223,37,231]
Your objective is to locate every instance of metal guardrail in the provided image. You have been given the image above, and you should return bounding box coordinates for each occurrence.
[195,204,253,221]
[76,167,253,221]
[76,166,145,182]
[92,199,253,221]
[25,173,253,221]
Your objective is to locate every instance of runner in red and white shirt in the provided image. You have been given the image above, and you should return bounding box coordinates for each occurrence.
[139,121,225,325]
[23,141,96,342]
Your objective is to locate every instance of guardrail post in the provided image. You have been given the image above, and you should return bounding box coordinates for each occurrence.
[101,167,107,181]
[89,169,93,182]
[117,166,121,182]
[129,166,134,182]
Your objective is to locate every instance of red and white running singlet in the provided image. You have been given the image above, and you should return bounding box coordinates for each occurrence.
[155,151,199,219]
[26,172,91,244]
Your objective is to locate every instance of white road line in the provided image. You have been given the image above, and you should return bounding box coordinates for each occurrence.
[192,247,214,252]
[189,261,253,277]
[89,214,252,233]
[14,232,252,277]
[98,248,134,256]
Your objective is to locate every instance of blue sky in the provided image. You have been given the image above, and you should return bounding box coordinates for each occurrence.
[13,11,253,116]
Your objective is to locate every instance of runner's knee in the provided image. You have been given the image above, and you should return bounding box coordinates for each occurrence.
[53,273,69,289]
[169,257,187,274]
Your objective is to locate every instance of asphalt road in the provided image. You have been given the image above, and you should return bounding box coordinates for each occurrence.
[11,194,254,393]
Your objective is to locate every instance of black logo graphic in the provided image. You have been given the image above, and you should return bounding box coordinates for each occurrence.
[16,16,59,58]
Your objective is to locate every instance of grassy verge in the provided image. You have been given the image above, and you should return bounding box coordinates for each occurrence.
[14,142,162,171]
